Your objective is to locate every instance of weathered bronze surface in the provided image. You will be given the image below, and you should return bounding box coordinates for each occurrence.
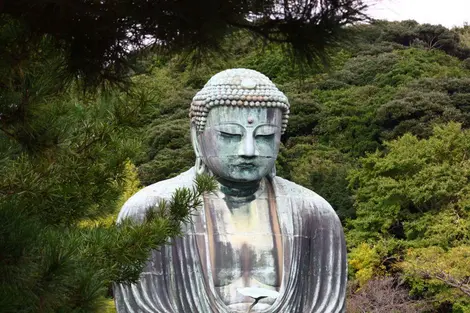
[114,69,347,312]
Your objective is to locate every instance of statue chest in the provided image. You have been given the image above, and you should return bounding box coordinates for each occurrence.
[202,190,283,308]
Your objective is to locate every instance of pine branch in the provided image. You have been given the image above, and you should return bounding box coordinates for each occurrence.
[432,271,470,297]
[1,0,370,87]
[0,125,18,140]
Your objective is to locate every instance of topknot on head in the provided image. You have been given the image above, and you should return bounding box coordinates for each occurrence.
[190,68,290,133]
[205,68,273,88]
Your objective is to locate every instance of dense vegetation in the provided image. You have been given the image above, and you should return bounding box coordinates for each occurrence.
[2,5,470,311]
[0,2,368,312]
[133,20,470,312]
[0,13,215,313]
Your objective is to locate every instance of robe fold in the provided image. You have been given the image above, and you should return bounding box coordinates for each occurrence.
[114,168,347,313]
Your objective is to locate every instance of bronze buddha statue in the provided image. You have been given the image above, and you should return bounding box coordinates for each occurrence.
[114,69,347,312]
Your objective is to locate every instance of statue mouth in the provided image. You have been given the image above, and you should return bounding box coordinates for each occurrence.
[234,162,256,170]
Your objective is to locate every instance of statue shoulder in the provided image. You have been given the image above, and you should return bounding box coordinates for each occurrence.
[117,168,196,223]
[272,176,338,218]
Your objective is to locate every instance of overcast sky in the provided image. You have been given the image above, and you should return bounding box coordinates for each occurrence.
[366,0,469,28]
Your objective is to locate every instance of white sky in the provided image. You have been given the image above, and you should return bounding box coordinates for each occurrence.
[366,0,470,28]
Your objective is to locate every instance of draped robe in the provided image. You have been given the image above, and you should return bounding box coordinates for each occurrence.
[114,168,347,313]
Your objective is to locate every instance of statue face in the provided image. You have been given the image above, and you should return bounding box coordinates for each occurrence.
[197,106,282,182]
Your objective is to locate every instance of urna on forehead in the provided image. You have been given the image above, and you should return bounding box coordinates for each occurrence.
[190,68,290,133]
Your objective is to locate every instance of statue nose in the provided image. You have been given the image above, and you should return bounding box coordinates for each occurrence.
[239,135,258,158]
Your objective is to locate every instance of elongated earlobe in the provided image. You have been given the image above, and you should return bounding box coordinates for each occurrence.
[195,157,207,175]
[190,125,201,158]
[268,165,277,178]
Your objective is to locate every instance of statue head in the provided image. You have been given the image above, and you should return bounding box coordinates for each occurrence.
[190,69,290,183]
[190,69,289,182]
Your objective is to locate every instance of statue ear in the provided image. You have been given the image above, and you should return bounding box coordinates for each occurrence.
[190,124,201,158]
[191,124,209,175]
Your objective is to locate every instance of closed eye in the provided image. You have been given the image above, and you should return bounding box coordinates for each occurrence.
[255,133,275,139]
[215,124,244,138]
[219,131,242,139]
[254,125,279,138]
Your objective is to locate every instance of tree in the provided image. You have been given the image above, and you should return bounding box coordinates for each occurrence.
[0,13,219,312]
[376,90,466,140]
[1,0,369,87]
[402,246,470,311]
[348,123,470,244]
[312,85,387,156]
[279,138,355,220]
[375,75,470,141]
[0,39,218,309]
[0,1,373,311]
[358,20,470,61]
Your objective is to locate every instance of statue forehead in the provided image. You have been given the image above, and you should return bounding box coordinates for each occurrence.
[205,106,283,127]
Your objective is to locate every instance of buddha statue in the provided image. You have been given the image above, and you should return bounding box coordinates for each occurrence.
[114,69,347,313]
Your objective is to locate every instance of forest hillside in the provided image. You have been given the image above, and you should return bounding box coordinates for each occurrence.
[2,15,470,312]
[133,20,470,312]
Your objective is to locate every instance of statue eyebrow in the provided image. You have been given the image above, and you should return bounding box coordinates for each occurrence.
[211,122,280,130]
[213,122,244,127]
[255,123,281,128]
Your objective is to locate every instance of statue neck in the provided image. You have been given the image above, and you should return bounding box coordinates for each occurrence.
[217,177,262,198]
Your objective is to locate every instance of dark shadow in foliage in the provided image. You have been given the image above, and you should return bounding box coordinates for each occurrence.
[136,87,196,185]
[281,93,322,142]
[376,77,470,141]
[376,90,467,140]
[279,137,355,220]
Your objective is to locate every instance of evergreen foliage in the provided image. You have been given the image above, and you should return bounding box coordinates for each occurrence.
[0,13,218,311]
[348,123,470,310]
[3,6,470,310]
[1,0,368,87]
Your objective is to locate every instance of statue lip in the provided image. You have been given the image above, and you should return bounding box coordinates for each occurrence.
[234,162,256,169]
